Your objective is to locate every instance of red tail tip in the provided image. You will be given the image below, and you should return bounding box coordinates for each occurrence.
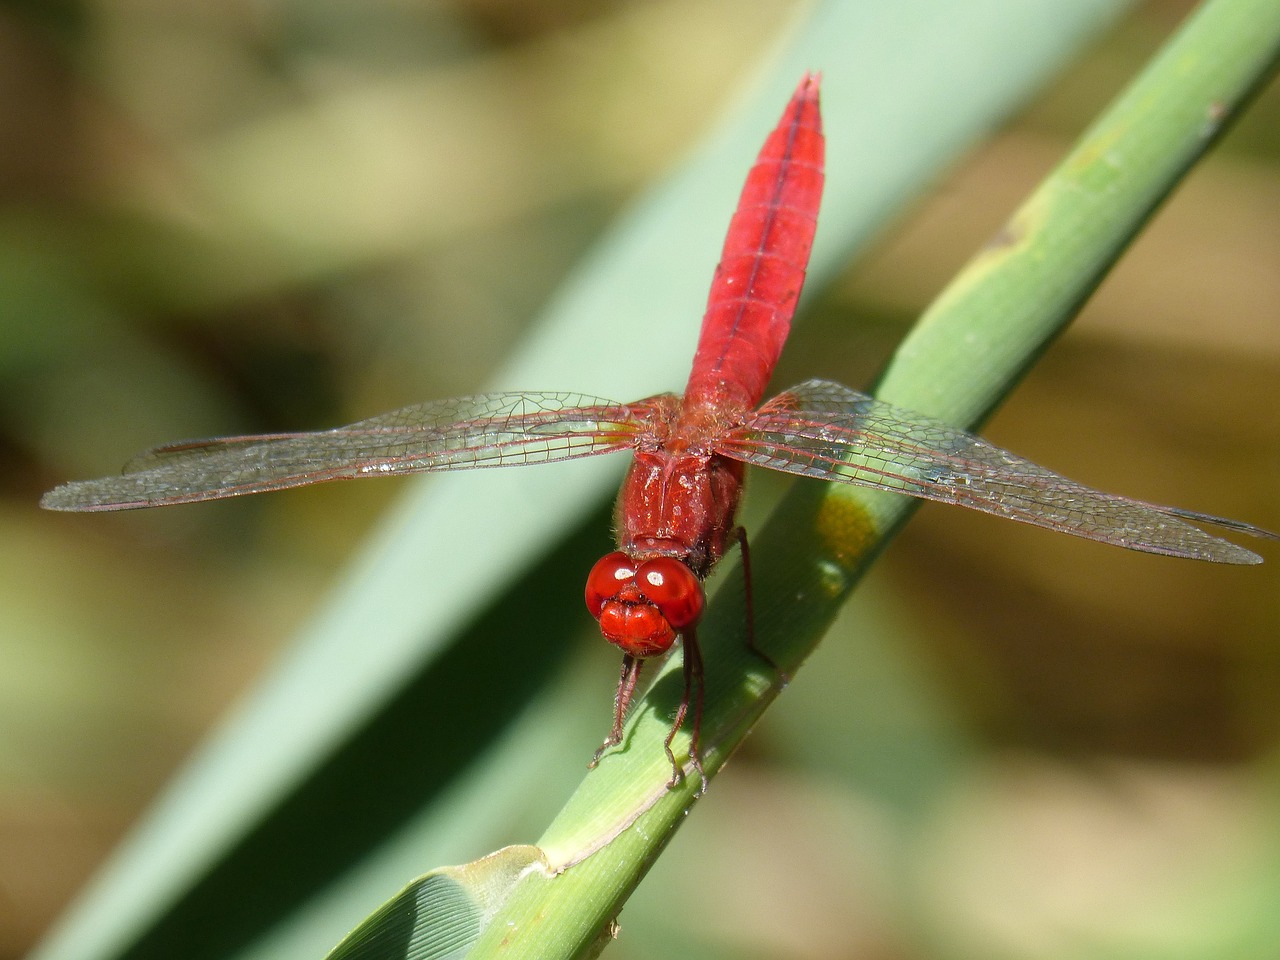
[797,71,822,98]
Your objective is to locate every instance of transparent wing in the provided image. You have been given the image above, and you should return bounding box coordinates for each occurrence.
[42,392,653,511]
[716,379,1277,564]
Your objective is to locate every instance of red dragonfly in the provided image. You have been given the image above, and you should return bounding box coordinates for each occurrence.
[42,75,1275,790]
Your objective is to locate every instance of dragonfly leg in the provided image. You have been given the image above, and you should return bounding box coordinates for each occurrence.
[734,526,789,685]
[590,654,642,768]
[665,630,707,795]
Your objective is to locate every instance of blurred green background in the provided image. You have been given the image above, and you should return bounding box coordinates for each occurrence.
[2,0,1278,957]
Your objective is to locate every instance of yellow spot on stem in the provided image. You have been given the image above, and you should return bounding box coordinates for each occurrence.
[814,494,879,582]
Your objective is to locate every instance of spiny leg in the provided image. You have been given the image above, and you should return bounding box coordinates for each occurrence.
[591,654,643,767]
[664,629,708,794]
[734,526,788,684]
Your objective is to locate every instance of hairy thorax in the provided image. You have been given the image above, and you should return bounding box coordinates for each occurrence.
[614,394,748,577]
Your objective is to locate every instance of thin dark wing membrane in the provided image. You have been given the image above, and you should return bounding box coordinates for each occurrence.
[42,392,649,511]
[717,379,1278,564]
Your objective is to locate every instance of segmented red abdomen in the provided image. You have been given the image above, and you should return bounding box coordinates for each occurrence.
[683,73,825,414]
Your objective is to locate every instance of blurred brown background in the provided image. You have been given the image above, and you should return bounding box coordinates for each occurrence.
[1,0,1277,957]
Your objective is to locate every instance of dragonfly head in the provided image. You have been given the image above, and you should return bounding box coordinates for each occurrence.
[585,552,704,657]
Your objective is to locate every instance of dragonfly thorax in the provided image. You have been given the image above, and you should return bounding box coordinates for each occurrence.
[615,446,746,579]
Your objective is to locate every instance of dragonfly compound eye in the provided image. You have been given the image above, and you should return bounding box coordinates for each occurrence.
[634,557,704,630]
[584,552,635,618]
[585,552,699,658]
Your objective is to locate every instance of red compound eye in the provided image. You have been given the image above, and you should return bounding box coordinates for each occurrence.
[585,553,703,658]
[634,557,704,630]
[584,551,635,618]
